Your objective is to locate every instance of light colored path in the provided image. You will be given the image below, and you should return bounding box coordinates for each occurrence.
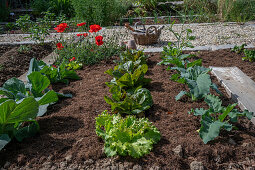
[211,67,255,125]
[0,22,255,49]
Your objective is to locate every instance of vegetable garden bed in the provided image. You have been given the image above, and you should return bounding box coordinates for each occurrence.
[0,49,254,169]
[0,44,53,86]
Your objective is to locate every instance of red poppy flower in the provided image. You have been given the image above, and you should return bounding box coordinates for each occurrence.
[83,33,88,37]
[76,33,83,36]
[56,43,64,50]
[95,36,103,46]
[77,22,86,26]
[89,24,102,33]
[54,23,68,33]
[69,57,76,62]
[52,65,57,68]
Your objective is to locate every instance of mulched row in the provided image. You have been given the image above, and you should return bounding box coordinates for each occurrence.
[0,49,254,169]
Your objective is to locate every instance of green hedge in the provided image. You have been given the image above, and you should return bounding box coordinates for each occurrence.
[71,0,130,26]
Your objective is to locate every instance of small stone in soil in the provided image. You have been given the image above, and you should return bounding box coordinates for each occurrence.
[190,161,204,170]
[172,145,183,157]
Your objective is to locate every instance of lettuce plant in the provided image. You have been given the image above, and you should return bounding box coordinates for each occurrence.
[189,94,253,144]
[114,50,148,66]
[105,63,151,92]
[95,111,161,158]
[104,87,153,115]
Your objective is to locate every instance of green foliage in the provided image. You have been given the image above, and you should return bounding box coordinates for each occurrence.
[55,35,121,65]
[105,63,151,91]
[231,44,246,54]
[31,0,51,15]
[105,87,153,115]
[95,110,161,158]
[182,0,255,22]
[189,94,253,144]
[0,97,39,151]
[132,0,158,10]
[0,0,9,22]
[71,0,131,26]
[183,0,217,15]
[5,23,16,31]
[0,74,58,117]
[18,45,32,53]
[114,50,148,66]
[65,61,83,70]
[48,0,74,17]
[218,0,255,22]
[175,66,221,101]
[28,12,55,44]
[16,15,33,33]
[243,49,255,62]
[104,50,153,115]
[158,21,195,66]
[28,58,80,84]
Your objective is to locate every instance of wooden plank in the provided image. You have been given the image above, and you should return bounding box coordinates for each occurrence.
[210,66,255,125]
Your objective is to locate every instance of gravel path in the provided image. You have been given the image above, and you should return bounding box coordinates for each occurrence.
[0,22,255,48]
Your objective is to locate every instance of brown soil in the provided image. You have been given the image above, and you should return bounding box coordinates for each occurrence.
[0,44,53,86]
[0,49,255,169]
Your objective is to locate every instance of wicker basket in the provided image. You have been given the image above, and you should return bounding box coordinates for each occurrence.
[129,22,164,45]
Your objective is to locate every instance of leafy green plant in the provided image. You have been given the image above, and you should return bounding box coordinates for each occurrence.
[105,63,151,92]
[189,94,253,144]
[16,15,33,33]
[28,22,51,44]
[104,50,153,115]
[55,32,121,65]
[95,110,161,158]
[169,21,196,50]
[231,44,246,54]
[159,21,195,66]
[5,23,16,32]
[71,0,131,26]
[114,50,148,66]
[48,0,74,17]
[65,61,83,70]
[242,49,255,62]
[28,58,80,84]
[31,0,51,15]
[104,87,153,115]
[0,74,59,117]
[18,45,32,53]
[218,0,255,22]
[133,0,158,10]
[175,66,221,101]
[0,97,40,151]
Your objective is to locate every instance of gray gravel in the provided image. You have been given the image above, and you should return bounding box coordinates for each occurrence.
[1,22,255,49]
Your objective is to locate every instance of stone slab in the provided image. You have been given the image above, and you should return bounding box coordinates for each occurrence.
[142,44,255,53]
[18,52,56,84]
[0,40,53,46]
[210,66,255,125]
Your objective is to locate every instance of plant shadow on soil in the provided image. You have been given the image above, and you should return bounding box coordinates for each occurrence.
[0,115,84,166]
